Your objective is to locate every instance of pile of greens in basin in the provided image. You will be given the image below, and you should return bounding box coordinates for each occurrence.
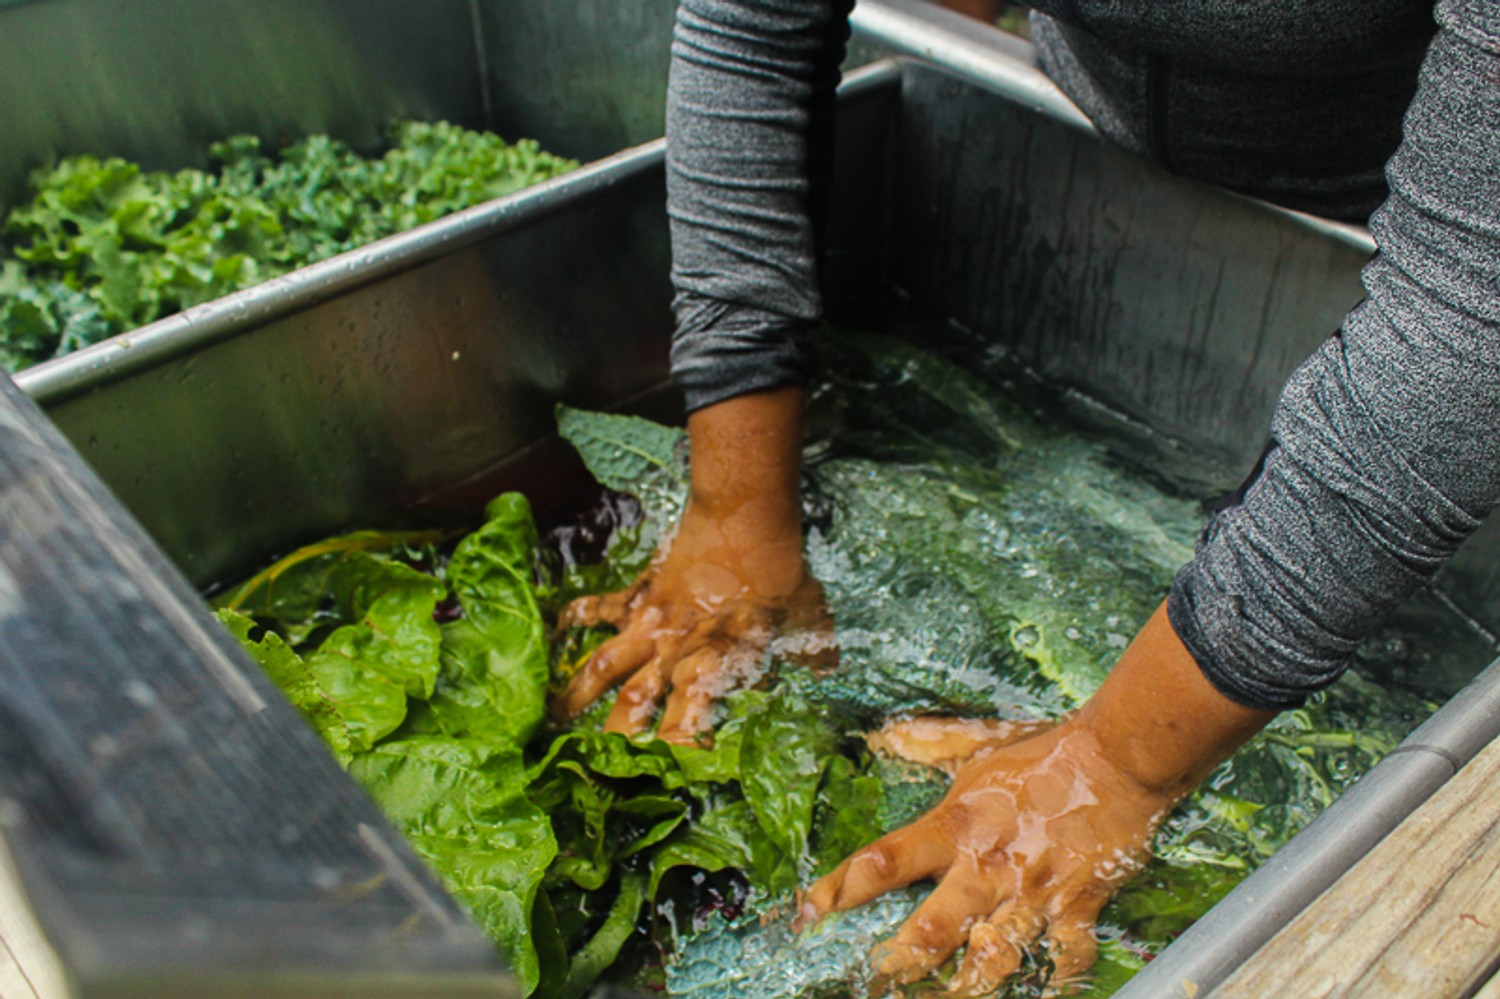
[216,328,1455,998]
[0,120,577,371]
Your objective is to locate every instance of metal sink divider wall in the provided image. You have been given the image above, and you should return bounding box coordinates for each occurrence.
[0,0,681,212]
[3,0,1498,995]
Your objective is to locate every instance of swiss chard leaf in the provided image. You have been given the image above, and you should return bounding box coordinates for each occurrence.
[428,494,550,746]
[649,799,762,899]
[351,737,558,993]
[558,871,648,999]
[217,530,446,644]
[216,608,353,767]
[737,690,843,894]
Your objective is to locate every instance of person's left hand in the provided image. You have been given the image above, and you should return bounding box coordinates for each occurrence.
[797,714,1173,996]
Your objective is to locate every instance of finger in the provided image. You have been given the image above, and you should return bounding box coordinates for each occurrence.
[603,656,671,736]
[558,581,643,630]
[655,645,728,745]
[593,612,717,737]
[866,716,1055,776]
[555,632,655,718]
[797,821,955,927]
[1040,897,1107,993]
[776,578,839,671]
[1042,917,1099,995]
[870,862,1012,987]
[945,900,1042,997]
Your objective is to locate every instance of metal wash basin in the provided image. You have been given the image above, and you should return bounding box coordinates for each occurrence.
[2,1,1498,996]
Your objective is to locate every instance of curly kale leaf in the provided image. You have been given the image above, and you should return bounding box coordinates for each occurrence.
[0,123,578,370]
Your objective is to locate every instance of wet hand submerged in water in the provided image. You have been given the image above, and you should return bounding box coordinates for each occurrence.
[798,715,1175,996]
[552,386,832,744]
[553,498,833,743]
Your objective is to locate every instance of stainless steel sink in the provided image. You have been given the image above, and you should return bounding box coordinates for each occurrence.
[3,2,1497,996]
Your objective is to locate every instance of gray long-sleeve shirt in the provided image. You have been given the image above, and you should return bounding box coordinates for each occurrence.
[666,0,1500,709]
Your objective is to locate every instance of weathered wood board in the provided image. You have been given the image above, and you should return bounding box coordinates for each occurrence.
[1215,734,1500,997]
[0,835,68,999]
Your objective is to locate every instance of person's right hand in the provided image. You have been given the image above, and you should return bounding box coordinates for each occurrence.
[554,487,832,743]
[551,385,829,744]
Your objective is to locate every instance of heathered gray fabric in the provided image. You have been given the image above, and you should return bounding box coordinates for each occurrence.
[666,0,853,412]
[665,0,1500,707]
[1030,8,1432,219]
[1169,0,1500,708]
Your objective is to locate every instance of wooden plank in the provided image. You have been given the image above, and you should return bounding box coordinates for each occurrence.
[1473,972,1500,999]
[1215,734,1500,997]
[0,835,66,999]
[0,940,42,999]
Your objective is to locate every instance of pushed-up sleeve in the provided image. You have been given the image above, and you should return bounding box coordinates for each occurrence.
[665,0,850,412]
[1169,0,1500,709]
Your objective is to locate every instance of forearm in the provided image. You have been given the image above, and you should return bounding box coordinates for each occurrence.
[1169,0,1500,709]
[686,386,804,532]
[1075,602,1276,800]
[666,0,851,412]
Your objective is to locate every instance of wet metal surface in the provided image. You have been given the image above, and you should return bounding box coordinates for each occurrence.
[885,60,1372,494]
[0,0,483,213]
[0,0,685,217]
[20,149,675,591]
[472,0,678,162]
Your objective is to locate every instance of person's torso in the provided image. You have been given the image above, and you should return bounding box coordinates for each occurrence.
[1025,0,1439,219]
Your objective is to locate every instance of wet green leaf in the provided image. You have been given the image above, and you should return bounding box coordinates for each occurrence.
[429,494,549,745]
[559,872,648,999]
[1,123,577,370]
[555,404,686,493]
[351,737,558,993]
[216,608,353,766]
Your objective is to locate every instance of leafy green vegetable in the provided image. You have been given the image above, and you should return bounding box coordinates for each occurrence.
[351,737,557,992]
[221,529,447,637]
[555,404,686,494]
[429,494,550,747]
[550,403,689,594]
[736,689,843,894]
[559,871,649,999]
[220,327,1462,999]
[220,485,882,998]
[217,551,445,755]
[219,498,563,991]
[0,121,578,370]
[217,608,354,767]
